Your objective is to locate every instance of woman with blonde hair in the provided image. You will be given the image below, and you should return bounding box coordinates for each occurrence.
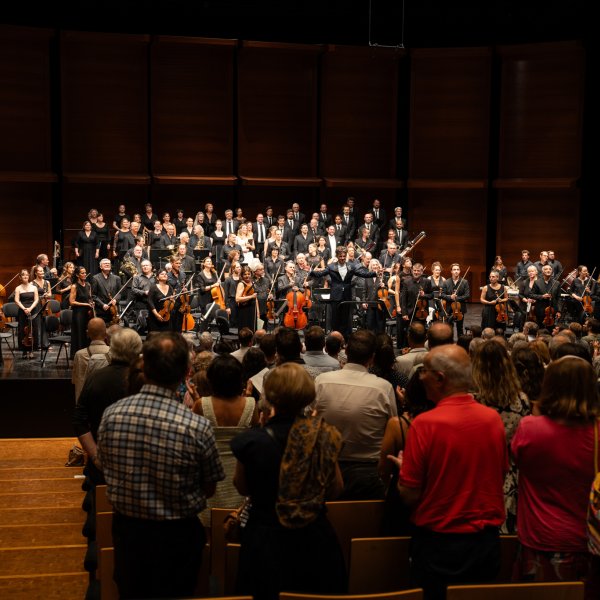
[231,363,346,600]
[512,356,600,597]
[471,339,530,533]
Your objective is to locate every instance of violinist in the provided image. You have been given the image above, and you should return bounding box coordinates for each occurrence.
[306,243,323,269]
[91,259,122,325]
[131,260,155,328]
[441,263,471,338]
[569,265,597,323]
[69,266,93,358]
[378,242,400,279]
[517,265,540,329]
[400,263,432,327]
[531,264,561,326]
[147,269,174,332]
[235,266,258,332]
[224,261,242,326]
[364,259,386,334]
[31,265,51,349]
[167,257,187,333]
[175,243,196,274]
[57,262,76,309]
[196,257,219,310]
[15,269,39,359]
[428,262,447,322]
[480,270,508,332]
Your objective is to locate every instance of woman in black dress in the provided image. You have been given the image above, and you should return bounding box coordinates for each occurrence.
[315,236,330,265]
[58,262,75,309]
[92,213,111,260]
[31,265,51,349]
[236,266,258,332]
[480,270,508,331]
[75,221,100,276]
[147,269,174,332]
[210,219,226,267]
[264,246,284,280]
[231,363,346,600]
[69,265,93,358]
[196,257,219,311]
[14,269,39,359]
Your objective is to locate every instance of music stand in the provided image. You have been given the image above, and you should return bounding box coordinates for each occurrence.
[151,249,173,269]
[193,249,210,266]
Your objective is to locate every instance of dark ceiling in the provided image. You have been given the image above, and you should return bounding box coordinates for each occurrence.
[1,1,589,48]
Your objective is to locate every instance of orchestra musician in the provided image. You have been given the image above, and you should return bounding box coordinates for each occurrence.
[131,259,155,332]
[569,265,597,323]
[113,217,135,269]
[224,261,242,326]
[378,242,400,279]
[276,261,302,299]
[531,264,561,325]
[441,263,471,338]
[69,266,93,358]
[363,259,387,334]
[428,262,447,322]
[400,262,432,328]
[514,249,534,280]
[74,221,100,277]
[251,263,273,326]
[160,223,178,250]
[517,265,540,329]
[147,269,174,332]
[235,265,258,332]
[480,270,508,332]
[174,243,196,274]
[56,262,76,309]
[31,264,51,349]
[196,257,219,311]
[15,268,40,359]
[91,258,122,325]
[167,256,187,333]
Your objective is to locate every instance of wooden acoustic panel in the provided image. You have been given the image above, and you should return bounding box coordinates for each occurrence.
[496,189,580,278]
[0,183,53,286]
[409,47,491,180]
[151,37,235,177]
[238,42,320,178]
[0,27,53,178]
[320,45,401,179]
[150,184,236,221]
[497,42,585,179]
[61,31,149,177]
[408,189,487,302]
[237,187,321,223]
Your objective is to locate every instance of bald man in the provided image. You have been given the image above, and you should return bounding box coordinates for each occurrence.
[71,318,109,402]
[391,345,508,599]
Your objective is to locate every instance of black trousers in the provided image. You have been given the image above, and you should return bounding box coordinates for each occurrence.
[410,526,500,600]
[112,511,206,599]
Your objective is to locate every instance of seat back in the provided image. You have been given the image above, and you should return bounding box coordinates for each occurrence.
[59,309,73,327]
[446,581,584,600]
[44,315,60,335]
[2,301,18,318]
[46,299,61,313]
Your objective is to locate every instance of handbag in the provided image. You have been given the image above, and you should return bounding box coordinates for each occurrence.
[223,497,250,543]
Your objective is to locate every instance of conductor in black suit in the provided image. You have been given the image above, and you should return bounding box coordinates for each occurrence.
[312,246,380,341]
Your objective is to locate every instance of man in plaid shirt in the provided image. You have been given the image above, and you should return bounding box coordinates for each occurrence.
[97,331,224,599]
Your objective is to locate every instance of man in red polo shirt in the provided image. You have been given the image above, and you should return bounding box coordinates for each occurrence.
[392,344,508,600]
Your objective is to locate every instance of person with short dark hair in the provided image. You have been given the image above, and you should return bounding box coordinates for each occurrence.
[231,326,255,362]
[427,321,454,348]
[315,329,397,500]
[97,332,224,599]
[302,326,340,373]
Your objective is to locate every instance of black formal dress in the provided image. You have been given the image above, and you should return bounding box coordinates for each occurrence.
[196,270,218,310]
[75,231,99,276]
[481,284,507,330]
[147,284,174,332]
[17,290,38,352]
[70,282,93,358]
[236,282,257,332]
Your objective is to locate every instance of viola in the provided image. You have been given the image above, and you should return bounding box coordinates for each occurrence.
[451,300,463,321]
[283,289,308,330]
[495,295,508,324]
[435,298,448,321]
[543,305,556,328]
[415,288,428,320]
[583,293,593,316]
[159,297,175,321]
[22,315,34,348]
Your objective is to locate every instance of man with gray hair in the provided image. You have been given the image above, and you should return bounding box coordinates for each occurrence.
[391,344,507,599]
[71,318,110,403]
[72,327,143,486]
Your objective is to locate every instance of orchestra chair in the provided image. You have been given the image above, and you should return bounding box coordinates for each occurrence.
[280,590,423,600]
[215,310,239,348]
[1,301,19,347]
[348,537,411,594]
[445,581,584,600]
[325,500,385,568]
[224,543,241,595]
[41,310,72,367]
[0,324,14,357]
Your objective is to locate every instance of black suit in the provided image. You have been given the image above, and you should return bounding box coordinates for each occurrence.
[357,223,379,246]
[318,212,332,229]
[341,215,356,242]
[293,212,306,226]
[372,207,386,230]
[293,234,312,257]
[282,222,297,247]
[312,261,376,339]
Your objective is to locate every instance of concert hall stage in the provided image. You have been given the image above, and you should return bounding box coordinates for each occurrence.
[1,306,488,438]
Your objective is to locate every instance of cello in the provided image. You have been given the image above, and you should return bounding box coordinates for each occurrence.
[283,288,308,330]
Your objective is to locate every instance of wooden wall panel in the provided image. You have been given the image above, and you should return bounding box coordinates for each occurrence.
[0,184,53,285]
[61,31,149,178]
[237,187,321,223]
[498,42,585,179]
[496,190,580,277]
[409,47,491,181]
[320,46,400,178]
[238,42,320,178]
[151,37,235,177]
[0,28,53,178]
[150,185,236,219]
[408,190,487,301]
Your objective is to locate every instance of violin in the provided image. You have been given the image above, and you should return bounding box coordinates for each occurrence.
[415,288,428,321]
[179,289,195,331]
[583,293,593,316]
[435,298,448,321]
[377,273,393,317]
[451,300,463,321]
[266,263,282,323]
[495,292,508,324]
[158,297,175,321]
[283,289,308,330]
[22,314,34,348]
